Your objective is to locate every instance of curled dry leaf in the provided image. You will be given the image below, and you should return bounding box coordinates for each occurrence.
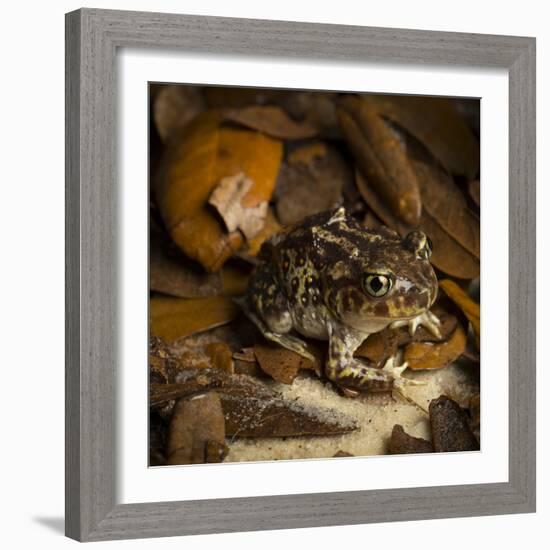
[362,94,480,179]
[150,223,223,298]
[337,95,421,225]
[208,172,268,241]
[274,142,351,226]
[389,425,433,455]
[355,170,479,279]
[429,395,479,452]
[220,262,251,296]
[403,322,467,370]
[439,279,480,349]
[253,340,322,384]
[223,105,318,140]
[166,392,227,465]
[155,111,283,272]
[153,85,205,142]
[150,295,240,343]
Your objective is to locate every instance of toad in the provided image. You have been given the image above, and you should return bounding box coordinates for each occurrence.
[242,207,440,395]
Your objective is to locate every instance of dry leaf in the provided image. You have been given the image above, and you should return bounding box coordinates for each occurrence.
[150,224,223,298]
[337,95,421,225]
[404,323,467,370]
[253,340,322,384]
[222,389,357,438]
[149,336,182,384]
[166,392,227,465]
[155,111,283,272]
[204,88,341,139]
[356,170,479,279]
[412,158,480,260]
[274,142,351,226]
[355,301,459,366]
[389,425,433,454]
[205,342,234,374]
[419,210,480,279]
[150,296,240,343]
[153,85,205,142]
[223,105,318,139]
[439,279,480,348]
[150,368,357,438]
[220,262,251,296]
[362,94,480,178]
[208,172,268,240]
[429,396,480,452]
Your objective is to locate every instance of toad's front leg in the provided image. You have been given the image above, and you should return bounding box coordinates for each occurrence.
[389,310,441,338]
[325,325,409,395]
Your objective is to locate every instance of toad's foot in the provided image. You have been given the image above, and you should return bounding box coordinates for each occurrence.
[389,310,441,339]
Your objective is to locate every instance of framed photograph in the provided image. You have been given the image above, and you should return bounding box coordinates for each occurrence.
[65,8,536,542]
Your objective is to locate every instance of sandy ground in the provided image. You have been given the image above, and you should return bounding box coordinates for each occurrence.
[225,361,479,462]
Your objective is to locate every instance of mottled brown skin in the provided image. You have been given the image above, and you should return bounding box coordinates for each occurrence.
[243,207,439,393]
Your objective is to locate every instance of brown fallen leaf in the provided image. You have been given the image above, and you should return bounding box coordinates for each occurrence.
[389,425,434,455]
[151,368,357,438]
[429,395,480,452]
[222,391,357,438]
[149,335,182,384]
[439,279,480,348]
[208,172,268,241]
[337,95,421,225]
[203,87,341,139]
[223,105,318,140]
[150,296,240,343]
[404,323,467,370]
[155,111,283,272]
[412,158,480,260]
[362,94,480,179]
[253,340,322,384]
[153,85,205,142]
[150,223,223,298]
[205,342,234,374]
[355,301,459,367]
[356,170,479,279]
[274,142,351,226]
[166,392,227,465]
[419,210,480,280]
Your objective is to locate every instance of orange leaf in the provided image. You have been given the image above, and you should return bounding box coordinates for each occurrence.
[404,323,467,370]
[155,111,283,272]
[150,295,240,343]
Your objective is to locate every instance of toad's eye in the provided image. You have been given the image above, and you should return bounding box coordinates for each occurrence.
[363,274,393,298]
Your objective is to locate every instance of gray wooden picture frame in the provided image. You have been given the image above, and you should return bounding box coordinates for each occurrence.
[65,8,536,542]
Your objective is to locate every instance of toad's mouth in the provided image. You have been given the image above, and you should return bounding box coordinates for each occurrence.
[340,308,431,334]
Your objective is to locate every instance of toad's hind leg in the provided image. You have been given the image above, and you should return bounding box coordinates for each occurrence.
[240,266,315,362]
